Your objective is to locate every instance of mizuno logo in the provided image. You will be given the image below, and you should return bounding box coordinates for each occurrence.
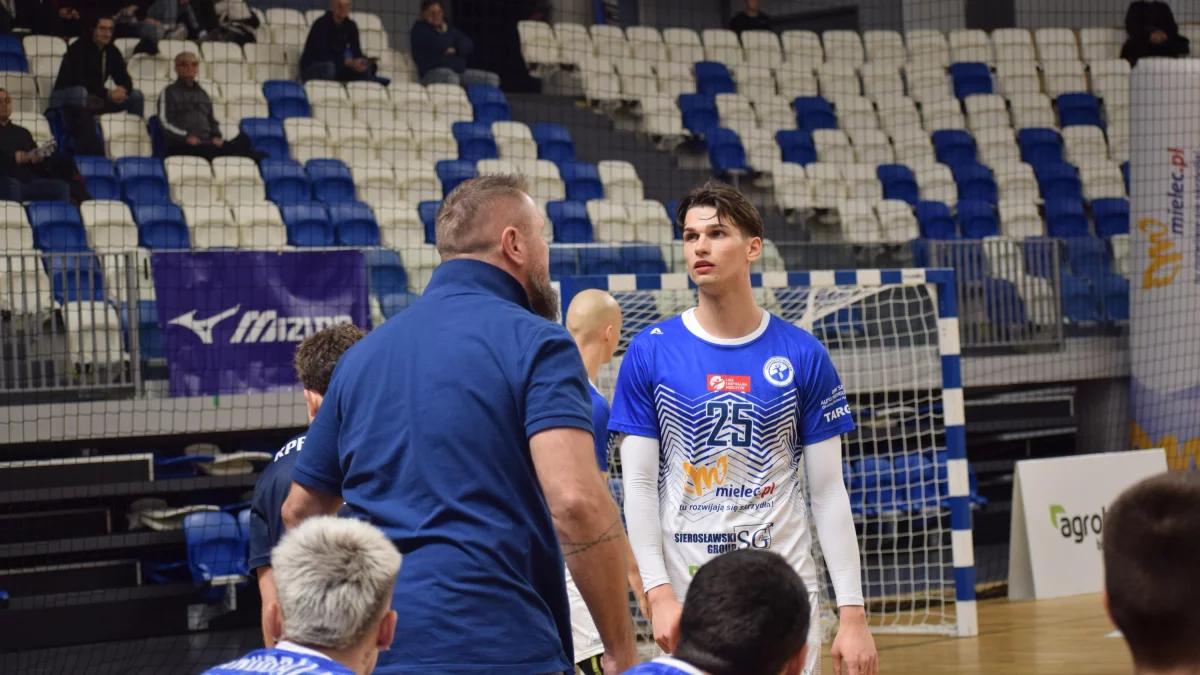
[168,305,241,345]
[168,307,354,345]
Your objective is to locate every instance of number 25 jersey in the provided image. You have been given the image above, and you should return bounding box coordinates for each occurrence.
[608,308,855,596]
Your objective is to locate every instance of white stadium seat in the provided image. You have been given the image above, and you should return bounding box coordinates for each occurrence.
[1034,28,1080,62]
[905,30,949,68]
[627,26,668,63]
[877,200,920,241]
[992,28,1036,64]
[214,157,266,205]
[518,21,561,66]
[949,29,991,64]
[554,23,594,67]
[742,30,783,68]
[837,199,883,243]
[166,156,218,205]
[702,28,745,66]
[587,200,636,242]
[598,160,644,202]
[591,24,630,61]
[823,30,866,67]
[864,30,906,63]
[664,28,705,64]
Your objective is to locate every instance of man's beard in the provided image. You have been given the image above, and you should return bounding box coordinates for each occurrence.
[528,265,560,322]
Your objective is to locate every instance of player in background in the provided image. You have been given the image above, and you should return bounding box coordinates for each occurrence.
[247,323,366,648]
[625,549,811,675]
[1102,471,1200,673]
[609,181,877,675]
[565,289,647,675]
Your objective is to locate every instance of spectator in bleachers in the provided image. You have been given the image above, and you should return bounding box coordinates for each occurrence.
[110,1,175,56]
[201,517,401,675]
[159,52,265,160]
[0,88,90,204]
[177,0,259,43]
[42,0,85,38]
[410,0,500,88]
[728,0,772,35]
[51,16,144,155]
[1122,0,1190,66]
[299,0,386,84]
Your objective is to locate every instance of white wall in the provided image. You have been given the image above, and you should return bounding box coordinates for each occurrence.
[1014,0,1200,29]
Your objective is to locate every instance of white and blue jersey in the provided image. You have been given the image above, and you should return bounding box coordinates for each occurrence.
[201,645,355,675]
[624,657,707,675]
[609,308,855,598]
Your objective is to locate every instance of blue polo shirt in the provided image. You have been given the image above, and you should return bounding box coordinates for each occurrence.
[291,259,593,675]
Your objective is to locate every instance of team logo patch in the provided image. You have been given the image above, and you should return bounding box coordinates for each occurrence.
[763,356,795,387]
[707,374,751,392]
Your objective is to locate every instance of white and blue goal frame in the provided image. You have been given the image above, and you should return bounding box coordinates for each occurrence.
[557,268,978,638]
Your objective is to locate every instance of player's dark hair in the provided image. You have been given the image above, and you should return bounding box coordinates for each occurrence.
[675,180,764,240]
[673,549,811,675]
[1103,470,1200,670]
[293,324,367,395]
[420,0,441,12]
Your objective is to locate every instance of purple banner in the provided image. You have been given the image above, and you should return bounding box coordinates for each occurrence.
[152,251,369,397]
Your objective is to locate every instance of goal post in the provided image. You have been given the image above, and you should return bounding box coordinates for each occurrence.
[558,268,978,640]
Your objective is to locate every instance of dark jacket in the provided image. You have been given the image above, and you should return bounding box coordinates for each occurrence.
[53,37,132,98]
[299,12,364,71]
[729,11,772,35]
[0,120,36,178]
[410,19,473,76]
[158,79,221,145]
[1122,0,1190,65]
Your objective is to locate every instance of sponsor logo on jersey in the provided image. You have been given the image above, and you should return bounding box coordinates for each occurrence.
[682,456,728,496]
[273,435,305,462]
[823,404,852,422]
[650,327,663,335]
[820,384,847,410]
[706,374,751,392]
[168,307,354,345]
[675,523,774,554]
[763,356,795,387]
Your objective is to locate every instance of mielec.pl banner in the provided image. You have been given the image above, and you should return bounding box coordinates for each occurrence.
[152,250,370,397]
[1129,58,1200,471]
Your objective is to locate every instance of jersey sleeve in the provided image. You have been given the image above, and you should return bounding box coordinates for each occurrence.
[246,499,274,571]
[590,394,612,471]
[291,377,345,497]
[798,340,856,445]
[608,336,658,438]
[524,325,594,438]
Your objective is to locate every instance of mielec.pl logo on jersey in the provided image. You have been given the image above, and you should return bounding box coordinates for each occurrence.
[1050,503,1107,550]
[681,455,775,501]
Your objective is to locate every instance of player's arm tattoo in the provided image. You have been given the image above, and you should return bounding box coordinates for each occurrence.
[561,516,624,558]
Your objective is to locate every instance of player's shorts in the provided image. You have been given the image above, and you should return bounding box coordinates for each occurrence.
[575,655,603,675]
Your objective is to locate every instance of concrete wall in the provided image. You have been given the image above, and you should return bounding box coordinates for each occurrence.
[904,0,966,34]
[1013,0,1200,29]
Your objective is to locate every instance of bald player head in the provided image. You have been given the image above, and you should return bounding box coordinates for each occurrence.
[566,289,623,382]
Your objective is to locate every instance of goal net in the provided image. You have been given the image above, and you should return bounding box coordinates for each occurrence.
[559,269,978,642]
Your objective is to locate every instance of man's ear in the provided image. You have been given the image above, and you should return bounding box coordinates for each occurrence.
[377,610,398,651]
[783,644,808,675]
[499,225,524,266]
[302,390,321,421]
[746,235,763,263]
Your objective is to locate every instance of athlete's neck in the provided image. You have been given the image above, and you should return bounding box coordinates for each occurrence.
[578,341,606,385]
[694,283,762,339]
[278,640,372,675]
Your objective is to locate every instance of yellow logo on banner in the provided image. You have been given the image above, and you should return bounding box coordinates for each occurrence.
[1138,218,1183,289]
[1131,423,1200,471]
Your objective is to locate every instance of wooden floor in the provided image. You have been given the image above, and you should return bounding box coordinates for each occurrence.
[820,594,1132,675]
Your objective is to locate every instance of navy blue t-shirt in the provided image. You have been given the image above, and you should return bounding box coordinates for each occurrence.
[247,433,307,572]
[292,259,593,675]
[588,382,614,472]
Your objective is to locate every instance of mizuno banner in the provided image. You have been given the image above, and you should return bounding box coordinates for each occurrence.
[152,251,370,397]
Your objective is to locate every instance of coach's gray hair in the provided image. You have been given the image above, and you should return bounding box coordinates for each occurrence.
[434,173,531,259]
[273,517,401,651]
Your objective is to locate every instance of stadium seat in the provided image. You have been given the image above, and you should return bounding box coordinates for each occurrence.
[957,200,999,239]
[579,247,622,275]
[234,203,288,248]
[262,80,311,119]
[678,93,719,136]
[707,128,751,175]
[891,452,934,486]
[1092,197,1130,237]
[559,161,605,202]
[694,61,735,96]
[1043,60,1087,98]
[915,163,958,205]
[931,129,977,167]
[77,156,121,201]
[28,202,89,251]
[1065,236,1109,280]
[587,200,635,242]
[46,255,105,303]
[546,200,592,243]
[116,158,170,206]
[214,157,268,205]
[1057,93,1103,128]
[451,121,499,162]
[305,159,357,204]
[548,245,579,278]
[466,85,511,125]
[184,205,239,249]
[876,200,920,240]
[491,121,538,160]
[915,201,957,239]
[875,164,919,206]
[1017,128,1064,168]
[280,202,334,247]
[953,163,998,204]
[1000,201,1044,239]
[261,158,311,206]
[621,245,668,274]
[776,130,817,166]
[530,123,575,165]
[435,159,478,196]
[81,200,139,250]
[1044,199,1089,237]
[240,118,289,159]
[1036,163,1084,202]
[836,200,883,243]
[418,200,440,243]
[627,200,675,243]
[380,291,420,318]
[794,97,837,131]
[949,62,993,99]
[1061,273,1101,323]
[1097,273,1129,321]
[183,512,244,585]
[328,202,380,247]
[165,156,218,206]
[365,248,408,299]
[130,203,188,250]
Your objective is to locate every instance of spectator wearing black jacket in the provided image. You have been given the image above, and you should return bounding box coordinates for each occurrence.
[50,16,144,157]
[729,0,772,35]
[410,0,500,88]
[299,0,387,84]
[1122,0,1190,66]
[159,52,262,160]
[0,89,89,204]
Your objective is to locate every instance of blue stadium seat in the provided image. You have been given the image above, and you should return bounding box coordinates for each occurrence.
[435,159,478,196]
[116,157,169,206]
[76,156,120,201]
[1057,93,1103,128]
[891,453,934,486]
[579,247,622,275]
[559,161,604,202]
[0,52,27,73]
[0,35,20,55]
[27,202,88,251]
[137,299,163,359]
[915,201,957,239]
[906,482,941,511]
[776,130,816,166]
[46,254,104,302]
[934,239,986,280]
[1061,273,1100,323]
[240,118,288,159]
[466,84,510,124]
[418,200,440,243]
[664,199,681,237]
[953,163,997,203]
[1021,236,1059,278]
[451,121,499,162]
[548,246,578,278]
[857,457,892,488]
[957,200,999,239]
[546,200,593,242]
[365,249,408,298]
[981,277,1027,325]
[236,509,251,575]
[328,201,380,247]
[262,80,311,120]
[877,164,920,205]
[1097,274,1129,321]
[707,127,751,174]
[280,202,334,247]
[949,62,993,98]
[1092,197,1130,237]
[932,129,977,167]
[380,291,420,318]
[134,204,190,249]
[693,61,735,96]
[1017,128,1064,168]
[261,158,311,205]
[182,512,244,585]
[1036,162,1083,202]
[794,96,838,131]
[306,159,356,204]
[678,93,719,137]
[621,244,668,274]
[530,123,575,166]
[1065,236,1109,280]
[1044,198,1089,237]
